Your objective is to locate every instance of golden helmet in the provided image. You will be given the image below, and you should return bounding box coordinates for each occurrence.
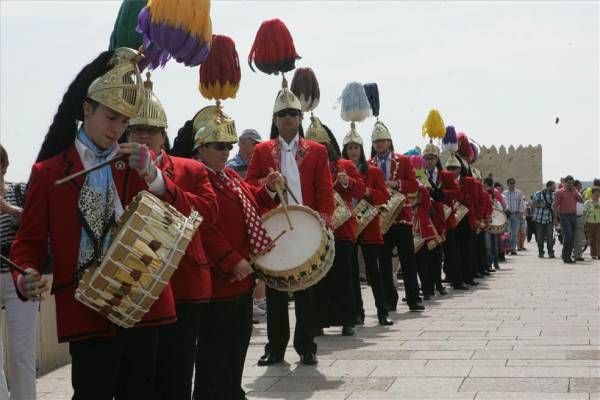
[305,116,330,144]
[423,142,440,158]
[192,105,238,150]
[129,73,168,129]
[87,47,144,118]
[342,122,363,146]
[273,87,302,114]
[445,153,461,169]
[371,120,392,142]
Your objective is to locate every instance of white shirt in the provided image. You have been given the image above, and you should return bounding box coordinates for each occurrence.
[279,134,303,205]
[75,139,165,218]
[426,168,438,184]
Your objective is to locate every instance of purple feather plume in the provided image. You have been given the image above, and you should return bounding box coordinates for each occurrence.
[442,125,458,153]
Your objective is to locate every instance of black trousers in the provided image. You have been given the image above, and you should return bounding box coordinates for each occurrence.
[456,218,478,282]
[351,244,365,319]
[476,232,489,273]
[194,294,253,400]
[416,245,443,295]
[69,326,159,400]
[264,285,317,357]
[154,303,206,400]
[358,244,387,316]
[316,240,356,328]
[379,224,421,307]
[443,228,464,287]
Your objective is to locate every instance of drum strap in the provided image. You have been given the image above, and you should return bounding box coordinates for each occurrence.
[218,172,272,256]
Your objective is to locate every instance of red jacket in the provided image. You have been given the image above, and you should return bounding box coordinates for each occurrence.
[156,153,218,302]
[369,153,418,225]
[439,171,461,230]
[246,137,335,223]
[413,186,437,245]
[202,168,277,300]
[331,159,365,242]
[459,176,480,231]
[425,168,448,240]
[359,166,389,245]
[10,144,176,343]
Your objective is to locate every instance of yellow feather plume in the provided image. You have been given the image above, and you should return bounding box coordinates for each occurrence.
[421,109,446,139]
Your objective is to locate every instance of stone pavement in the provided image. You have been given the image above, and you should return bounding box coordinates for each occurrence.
[37,248,600,399]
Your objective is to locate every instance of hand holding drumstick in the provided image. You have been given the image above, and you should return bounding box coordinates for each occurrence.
[0,255,49,301]
[268,168,293,230]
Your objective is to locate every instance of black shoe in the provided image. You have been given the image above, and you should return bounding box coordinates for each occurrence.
[564,258,576,264]
[453,284,469,290]
[493,263,500,269]
[377,313,394,325]
[423,293,432,301]
[408,304,425,312]
[465,280,479,286]
[575,257,584,262]
[300,353,318,365]
[341,326,355,336]
[437,286,448,295]
[511,251,517,256]
[355,315,365,326]
[538,253,544,258]
[252,319,260,324]
[486,268,495,273]
[475,273,485,278]
[258,352,284,366]
[548,253,555,259]
[481,270,491,276]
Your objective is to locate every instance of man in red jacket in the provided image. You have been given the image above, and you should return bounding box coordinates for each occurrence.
[368,121,424,312]
[246,86,334,366]
[10,48,178,400]
[126,75,219,400]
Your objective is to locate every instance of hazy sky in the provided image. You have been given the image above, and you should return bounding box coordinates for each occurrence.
[1,1,599,183]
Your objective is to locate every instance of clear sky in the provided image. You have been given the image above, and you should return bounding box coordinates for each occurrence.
[1,1,599,183]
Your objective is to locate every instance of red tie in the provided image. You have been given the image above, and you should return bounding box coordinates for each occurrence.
[219,172,272,256]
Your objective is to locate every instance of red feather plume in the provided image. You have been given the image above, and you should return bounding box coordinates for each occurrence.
[199,34,241,100]
[248,19,300,75]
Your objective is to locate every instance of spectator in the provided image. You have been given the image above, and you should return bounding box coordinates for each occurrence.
[226,128,262,179]
[503,178,524,255]
[526,194,536,243]
[583,179,600,201]
[573,180,586,261]
[554,175,583,263]
[483,178,500,269]
[494,182,507,261]
[0,144,38,400]
[583,186,600,260]
[518,195,529,250]
[532,180,556,258]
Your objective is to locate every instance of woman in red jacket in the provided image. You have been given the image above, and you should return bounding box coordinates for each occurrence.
[306,117,366,336]
[173,105,282,400]
[342,127,393,326]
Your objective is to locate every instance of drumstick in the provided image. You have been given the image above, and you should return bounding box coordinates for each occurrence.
[54,154,128,186]
[249,229,287,264]
[0,254,28,275]
[274,183,294,230]
[283,182,300,205]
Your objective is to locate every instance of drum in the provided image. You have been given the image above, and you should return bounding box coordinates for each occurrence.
[413,231,425,253]
[75,191,202,328]
[454,201,469,223]
[253,205,335,292]
[379,189,406,235]
[352,199,379,236]
[332,191,352,230]
[488,207,508,234]
[443,204,452,221]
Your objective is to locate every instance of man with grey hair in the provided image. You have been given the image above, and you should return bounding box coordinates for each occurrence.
[226,128,262,178]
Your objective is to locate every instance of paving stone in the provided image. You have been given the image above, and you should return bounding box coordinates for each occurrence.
[569,377,600,392]
[460,377,569,392]
[247,391,350,399]
[268,377,394,392]
[370,365,471,377]
[409,350,474,359]
[347,391,476,399]
[475,392,589,399]
[469,366,595,377]
[387,377,464,394]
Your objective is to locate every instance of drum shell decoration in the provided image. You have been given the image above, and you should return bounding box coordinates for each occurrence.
[75,191,202,328]
[332,191,352,230]
[253,205,335,292]
[352,199,379,236]
[454,201,469,223]
[487,207,508,234]
[379,189,406,235]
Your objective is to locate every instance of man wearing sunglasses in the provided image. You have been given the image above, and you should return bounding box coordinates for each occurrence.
[247,86,334,367]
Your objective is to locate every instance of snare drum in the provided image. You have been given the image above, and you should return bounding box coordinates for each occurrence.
[487,207,508,234]
[454,201,469,223]
[379,189,406,234]
[352,199,379,236]
[75,191,202,328]
[332,191,352,230]
[253,205,335,292]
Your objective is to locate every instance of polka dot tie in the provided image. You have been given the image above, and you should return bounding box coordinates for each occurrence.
[219,172,272,256]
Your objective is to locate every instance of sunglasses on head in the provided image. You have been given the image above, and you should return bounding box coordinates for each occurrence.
[276,109,300,118]
[204,143,233,151]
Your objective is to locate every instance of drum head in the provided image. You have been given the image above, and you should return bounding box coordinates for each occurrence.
[492,208,507,225]
[257,206,324,272]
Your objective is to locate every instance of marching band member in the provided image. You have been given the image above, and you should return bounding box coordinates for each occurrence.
[10,48,177,400]
[305,117,366,336]
[246,85,334,366]
[412,184,439,300]
[342,127,393,326]
[126,74,219,400]
[368,121,424,312]
[186,105,282,399]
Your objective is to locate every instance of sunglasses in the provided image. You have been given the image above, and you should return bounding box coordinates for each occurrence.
[204,143,233,151]
[276,109,300,118]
